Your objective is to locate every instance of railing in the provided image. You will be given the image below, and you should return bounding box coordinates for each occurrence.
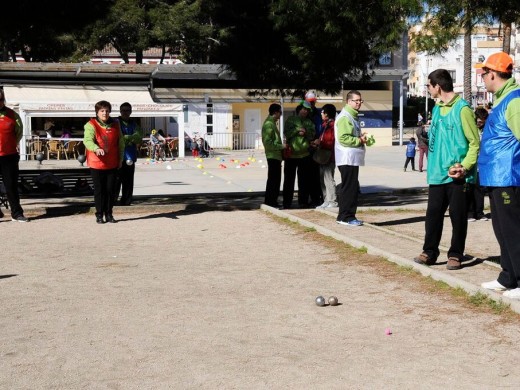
[202,132,261,154]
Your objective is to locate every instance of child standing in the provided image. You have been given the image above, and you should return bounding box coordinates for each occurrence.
[404,137,417,172]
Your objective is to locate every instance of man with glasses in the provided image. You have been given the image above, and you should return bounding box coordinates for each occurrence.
[477,52,520,299]
[114,102,142,206]
[334,90,367,227]
[414,69,480,270]
[0,89,29,222]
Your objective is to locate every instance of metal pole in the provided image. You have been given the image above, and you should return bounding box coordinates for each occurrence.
[399,80,404,146]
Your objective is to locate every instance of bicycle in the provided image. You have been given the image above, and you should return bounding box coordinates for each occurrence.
[151,143,166,161]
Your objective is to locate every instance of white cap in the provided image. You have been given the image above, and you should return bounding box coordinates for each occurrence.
[305,91,317,102]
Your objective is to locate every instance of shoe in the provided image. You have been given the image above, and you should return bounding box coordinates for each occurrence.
[481,280,508,291]
[325,202,338,208]
[446,257,462,270]
[468,217,476,222]
[413,252,437,266]
[412,169,417,171]
[479,216,489,221]
[336,219,363,227]
[503,288,520,299]
[419,169,423,172]
[403,168,406,172]
[96,216,105,224]
[105,215,117,223]
[0,208,3,218]
[11,215,29,222]
[316,202,328,209]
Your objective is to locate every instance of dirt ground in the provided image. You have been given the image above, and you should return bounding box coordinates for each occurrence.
[2,206,520,389]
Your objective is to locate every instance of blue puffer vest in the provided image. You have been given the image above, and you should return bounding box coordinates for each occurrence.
[478,89,520,186]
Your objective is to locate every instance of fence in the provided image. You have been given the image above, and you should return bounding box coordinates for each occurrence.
[202,132,261,155]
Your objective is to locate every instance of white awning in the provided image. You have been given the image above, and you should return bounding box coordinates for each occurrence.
[3,84,182,116]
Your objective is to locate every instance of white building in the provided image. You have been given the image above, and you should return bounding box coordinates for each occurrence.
[408,24,519,107]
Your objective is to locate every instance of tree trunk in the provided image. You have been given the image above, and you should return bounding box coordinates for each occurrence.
[503,22,511,54]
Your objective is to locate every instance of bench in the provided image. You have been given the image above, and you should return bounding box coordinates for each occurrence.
[2,168,95,198]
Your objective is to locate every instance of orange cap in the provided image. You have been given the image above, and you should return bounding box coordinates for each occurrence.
[475,52,513,73]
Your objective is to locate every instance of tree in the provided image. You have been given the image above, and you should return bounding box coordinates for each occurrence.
[209,0,423,95]
[411,1,492,103]
[486,0,520,54]
[0,0,113,62]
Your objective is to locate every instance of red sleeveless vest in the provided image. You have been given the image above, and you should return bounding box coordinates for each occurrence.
[0,108,19,156]
[86,118,121,170]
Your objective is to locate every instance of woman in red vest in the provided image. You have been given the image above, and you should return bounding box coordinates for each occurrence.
[83,100,124,224]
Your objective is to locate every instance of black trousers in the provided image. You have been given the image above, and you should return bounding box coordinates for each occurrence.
[467,171,485,219]
[404,157,415,170]
[337,164,360,222]
[488,187,520,289]
[115,163,136,205]
[283,156,311,208]
[0,153,24,218]
[265,158,282,206]
[422,181,468,260]
[308,157,323,205]
[90,168,118,217]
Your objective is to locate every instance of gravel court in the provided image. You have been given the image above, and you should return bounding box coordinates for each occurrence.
[2,208,520,389]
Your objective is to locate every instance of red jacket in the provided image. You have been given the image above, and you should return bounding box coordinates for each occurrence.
[320,119,335,163]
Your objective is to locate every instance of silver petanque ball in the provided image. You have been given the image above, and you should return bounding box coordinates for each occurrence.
[126,159,134,166]
[328,296,339,306]
[315,296,326,307]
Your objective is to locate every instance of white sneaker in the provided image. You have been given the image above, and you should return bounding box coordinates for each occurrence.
[481,280,508,291]
[315,202,328,209]
[468,217,476,222]
[325,202,338,208]
[479,216,489,221]
[503,288,520,299]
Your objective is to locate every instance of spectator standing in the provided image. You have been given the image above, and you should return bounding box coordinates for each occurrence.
[83,100,124,224]
[335,90,367,227]
[403,137,417,172]
[314,103,337,208]
[415,123,429,172]
[477,52,520,298]
[261,103,285,208]
[0,89,29,222]
[467,107,489,221]
[305,91,324,207]
[115,102,142,206]
[282,102,315,209]
[413,69,480,270]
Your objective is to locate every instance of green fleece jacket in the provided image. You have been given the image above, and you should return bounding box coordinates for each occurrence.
[283,115,315,158]
[261,115,284,160]
[336,105,363,147]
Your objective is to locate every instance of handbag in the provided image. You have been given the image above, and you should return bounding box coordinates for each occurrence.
[312,129,332,164]
[312,146,332,164]
[282,145,292,160]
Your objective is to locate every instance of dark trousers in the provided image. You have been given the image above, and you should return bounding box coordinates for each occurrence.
[265,158,282,206]
[115,163,135,205]
[283,156,311,208]
[308,157,323,205]
[467,171,485,219]
[404,157,415,170]
[0,153,24,218]
[337,164,359,222]
[422,181,468,260]
[90,168,118,217]
[488,187,520,289]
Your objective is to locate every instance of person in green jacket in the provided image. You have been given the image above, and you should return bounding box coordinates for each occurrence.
[414,69,480,270]
[282,102,315,209]
[261,103,285,208]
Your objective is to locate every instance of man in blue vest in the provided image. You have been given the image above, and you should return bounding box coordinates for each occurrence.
[115,102,142,206]
[478,52,520,299]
